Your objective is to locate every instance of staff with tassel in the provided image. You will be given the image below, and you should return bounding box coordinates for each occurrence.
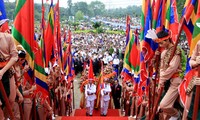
[146,18,185,120]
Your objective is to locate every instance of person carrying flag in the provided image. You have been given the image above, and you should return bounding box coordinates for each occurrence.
[184,40,200,120]
[85,59,96,116]
[0,19,18,119]
[152,30,182,120]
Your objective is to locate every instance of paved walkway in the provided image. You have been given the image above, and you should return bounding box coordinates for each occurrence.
[72,75,82,109]
[72,75,122,109]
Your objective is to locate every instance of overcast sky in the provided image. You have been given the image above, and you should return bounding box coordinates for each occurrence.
[9,0,142,9]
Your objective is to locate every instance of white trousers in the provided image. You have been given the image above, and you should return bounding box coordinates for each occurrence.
[101,100,109,115]
[86,100,94,115]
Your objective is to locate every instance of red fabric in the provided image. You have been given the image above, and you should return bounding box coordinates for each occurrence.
[44,1,54,67]
[88,59,94,80]
[179,69,197,107]
[74,109,120,116]
[1,22,9,33]
[61,116,128,120]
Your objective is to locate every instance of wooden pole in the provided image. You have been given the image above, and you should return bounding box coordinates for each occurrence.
[151,51,160,113]
[148,84,151,120]
[192,0,200,118]
[33,97,37,120]
[150,86,164,120]
[0,81,15,119]
[18,103,23,120]
[192,66,200,119]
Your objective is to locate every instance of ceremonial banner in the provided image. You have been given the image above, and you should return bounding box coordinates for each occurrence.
[12,0,35,68]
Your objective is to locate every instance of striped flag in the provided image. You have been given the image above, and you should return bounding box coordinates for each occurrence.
[188,1,199,56]
[140,0,147,42]
[34,40,49,101]
[63,30,72,76]
[153,0,164,31]
[54,0,62,69]
[121,15,133,79]
[142,0,158,62]
[182,0,197,46]
[44,0,54,67]
[123,29,140,75]
[12,0,35,69]
[12,0,49,100]
[164,0,179,43]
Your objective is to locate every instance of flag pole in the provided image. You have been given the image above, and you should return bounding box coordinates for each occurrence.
[192,66,200,119]
[192,1,200,118]
[151,48,160,113]
[0,80,15,119]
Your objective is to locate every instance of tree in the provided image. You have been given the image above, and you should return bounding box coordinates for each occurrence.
[76,2,88,15]
[92,22,104,33]
[71,2,89,16]
[92,22,101,29]
[67,0,72,16]
[89,1,105,16]
[75,10,84,21]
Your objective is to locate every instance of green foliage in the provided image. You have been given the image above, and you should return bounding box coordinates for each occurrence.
[69,22,79,31]
[75,10,84,21]
[92,22,101,29]
[89,1,105,16]
[73,29,124,35]
[177,0,186,20]
[74,30,95,34]
[73,2,89,15]
[106,30,125,35]
[96,27,104,33]
[180,48,187,79]
[67,0,72,16]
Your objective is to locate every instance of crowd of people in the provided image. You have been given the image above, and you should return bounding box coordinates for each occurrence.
[71,33,126,76]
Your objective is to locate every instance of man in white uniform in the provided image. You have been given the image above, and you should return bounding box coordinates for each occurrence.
[85,79,96,116]
[100,78,111,116]
[85,59,96,116]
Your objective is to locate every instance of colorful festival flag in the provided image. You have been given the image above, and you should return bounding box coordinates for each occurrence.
[12,0,35,68]
[44,0,54,67]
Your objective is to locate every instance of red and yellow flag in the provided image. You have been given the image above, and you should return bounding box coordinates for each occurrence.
[44,0,54,67]
[12,0,35,68]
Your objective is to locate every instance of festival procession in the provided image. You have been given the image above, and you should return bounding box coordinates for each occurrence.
[0,0,200,120]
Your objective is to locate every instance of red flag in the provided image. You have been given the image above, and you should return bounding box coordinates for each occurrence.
[54,0,62,69]
[88,59,94,80]
[12,0,35,68]
[44,1,54,67]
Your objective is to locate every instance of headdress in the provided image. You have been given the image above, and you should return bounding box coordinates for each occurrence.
[145,29,170,43]
[0,19,9,26]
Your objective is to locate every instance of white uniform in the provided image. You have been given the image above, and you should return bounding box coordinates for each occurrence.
[85,83,96,115]
[100,83,111,115]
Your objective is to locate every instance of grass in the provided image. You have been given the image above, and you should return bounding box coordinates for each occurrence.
[73,29,125,35]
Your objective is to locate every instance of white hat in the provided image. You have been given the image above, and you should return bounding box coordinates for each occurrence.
[0,19,9,26]
[53,62,58,67]
[44,67,50,75]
